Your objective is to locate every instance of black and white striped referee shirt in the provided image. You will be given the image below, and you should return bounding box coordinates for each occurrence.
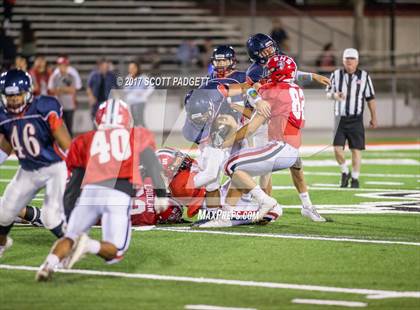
[326,68,375,117]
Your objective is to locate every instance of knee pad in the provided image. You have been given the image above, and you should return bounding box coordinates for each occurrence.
[0,223,14,235]
[40,206,62,230]
[0,200,17,227]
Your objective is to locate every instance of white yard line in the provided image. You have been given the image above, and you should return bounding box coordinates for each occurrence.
[0,264,419,300]
[291,298,367,307]
[312,183,339,187]
[151,227,420,247]
[365,181,404,186]
[185,305,256,310]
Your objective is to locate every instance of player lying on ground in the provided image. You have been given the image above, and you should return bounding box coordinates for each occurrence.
[0,69,72,259]
[215,55,325,224]
[217,34,328,221]
[36,99,168,281]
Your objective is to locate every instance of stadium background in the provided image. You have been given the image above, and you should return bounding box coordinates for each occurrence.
[1,0,419,139]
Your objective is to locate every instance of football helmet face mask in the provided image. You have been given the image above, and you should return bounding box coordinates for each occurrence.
[95,99,133,129]
[185,91,214,127]
[266,55,297,83]
[156,148,193,178]
[211,45,237,77]
[246,33,279,65]
[0,69,33,114]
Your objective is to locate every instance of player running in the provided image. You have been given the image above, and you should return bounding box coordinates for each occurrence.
[36,99,167,281]
[0,69,71,258]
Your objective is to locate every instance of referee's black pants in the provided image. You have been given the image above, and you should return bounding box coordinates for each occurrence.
[333,115,365,150]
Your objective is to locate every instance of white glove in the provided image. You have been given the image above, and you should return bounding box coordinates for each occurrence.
[246,88,262,108]
[154,197,169,214]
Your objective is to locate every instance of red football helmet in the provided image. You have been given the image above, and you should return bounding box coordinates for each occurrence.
[156,148,193,178]
[266,55,297,83]
[95,99,133,129]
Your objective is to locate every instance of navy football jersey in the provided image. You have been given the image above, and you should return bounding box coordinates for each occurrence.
[183,77,243,144]
[0,96,65,170]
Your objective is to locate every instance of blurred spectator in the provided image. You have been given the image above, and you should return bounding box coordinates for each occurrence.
[48,55,82,136]
[2,0,15,30]
[87,58,117,119]
[316,43,337,75]
[176,40,200,70]
[0,26,16,71]
[19,19,36,66]
[124,61,155,127]
[29,55,52,96]
[15,55,28,71]
[198,38,213,69]
[270,18,289,53]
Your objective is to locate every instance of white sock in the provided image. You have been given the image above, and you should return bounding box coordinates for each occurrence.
[86,239,101,254]
[299,192,312,208]
[250,185,269,204]
[351,171,360,179]
[46,254,60,268]
[340,163,349,174]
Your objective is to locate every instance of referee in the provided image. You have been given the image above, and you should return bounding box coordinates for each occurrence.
[326,48,378,188]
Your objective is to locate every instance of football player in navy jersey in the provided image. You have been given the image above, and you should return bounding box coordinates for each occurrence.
[0,69,72,258]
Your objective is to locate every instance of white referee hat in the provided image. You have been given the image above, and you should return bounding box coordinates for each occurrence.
[343,48,359,60]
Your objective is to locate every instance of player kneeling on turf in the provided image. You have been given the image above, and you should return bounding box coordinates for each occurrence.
[36,99,167,281]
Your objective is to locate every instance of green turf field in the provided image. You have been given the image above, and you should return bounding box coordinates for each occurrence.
[0,147,419,310]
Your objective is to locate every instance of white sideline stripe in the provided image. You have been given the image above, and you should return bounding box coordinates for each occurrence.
[274,171,420,179]
[153,228,420,247]
[312,183,339,187]
[303,159,419,167]
[365,181,404,186]
[272,186,419,193]
[185,305,256,310]
[0,264,419,300]
[292,299,367,307]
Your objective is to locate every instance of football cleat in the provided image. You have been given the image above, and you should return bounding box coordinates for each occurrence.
[340,172,351,188]
[35,262,54,282]
[301,206,326,222]
[351,178,360,188]
[0,237,13,258]
[63,234,89,269]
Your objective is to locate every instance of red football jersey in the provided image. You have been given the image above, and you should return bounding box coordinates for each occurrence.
[259,81,305,148]
[66,127,156,187]
[169,169,206,218]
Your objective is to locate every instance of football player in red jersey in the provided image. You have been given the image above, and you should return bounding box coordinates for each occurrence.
[156,148,208,218]
[36,99,168,281]
[217,55,325,224]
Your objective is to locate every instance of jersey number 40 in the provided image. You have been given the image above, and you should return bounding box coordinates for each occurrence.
[90,129,132,164]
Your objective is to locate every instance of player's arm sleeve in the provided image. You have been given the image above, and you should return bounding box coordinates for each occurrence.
[193,148,224,188]
[140,147,167,198]
[63,167,85,221]
[365,74,375,101]
[296,71,313,83]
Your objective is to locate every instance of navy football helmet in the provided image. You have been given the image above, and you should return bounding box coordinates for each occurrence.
[185,90,214,126]
[211,45,237,77]
[246,33,280,64]
[0,69,33,113]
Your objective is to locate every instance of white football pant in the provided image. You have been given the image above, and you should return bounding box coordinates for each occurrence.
[0,161,67,229]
